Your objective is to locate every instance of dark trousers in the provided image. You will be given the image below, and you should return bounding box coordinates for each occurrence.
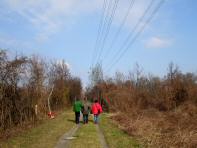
[75,112,80,124]
[83,114,89,124]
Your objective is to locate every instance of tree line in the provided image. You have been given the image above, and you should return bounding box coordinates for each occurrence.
[86,63,197,147]
[87,63,197,112]
[0,50,82,132]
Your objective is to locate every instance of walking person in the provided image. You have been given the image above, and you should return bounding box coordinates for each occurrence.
[81,97,91,124]
[73,98,83,124]
[91,99,103,124]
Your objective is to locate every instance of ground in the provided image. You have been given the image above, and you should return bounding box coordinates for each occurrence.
[0,110,140,148]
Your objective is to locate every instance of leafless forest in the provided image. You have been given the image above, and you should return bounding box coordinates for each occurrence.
[87,63,197,147]
[1,49,197,147]
[0,50,82,137]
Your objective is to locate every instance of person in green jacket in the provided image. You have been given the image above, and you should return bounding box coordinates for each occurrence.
[73,98,83,124]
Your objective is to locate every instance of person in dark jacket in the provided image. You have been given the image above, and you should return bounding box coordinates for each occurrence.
[81,97,91,124]
[73,98,83,124]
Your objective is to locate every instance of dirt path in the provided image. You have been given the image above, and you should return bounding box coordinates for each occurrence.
[55,124,81,148]
[96,124,109,148]
[55,122,108,148]
[0,111,139,148]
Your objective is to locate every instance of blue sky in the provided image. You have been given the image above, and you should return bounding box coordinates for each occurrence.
[0,0,197,87]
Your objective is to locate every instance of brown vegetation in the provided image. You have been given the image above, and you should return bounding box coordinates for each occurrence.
[87,63,197,147]
[0,50,82,138]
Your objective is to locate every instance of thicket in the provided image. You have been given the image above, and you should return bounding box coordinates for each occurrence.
[87,63,197,147]
[0,50,82,133]
[87,63,197,111]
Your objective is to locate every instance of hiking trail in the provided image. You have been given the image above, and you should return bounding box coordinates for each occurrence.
[0,111,139,148]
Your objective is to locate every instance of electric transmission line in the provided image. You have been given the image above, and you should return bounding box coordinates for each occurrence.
[95,0,120,65]
[92,0,113,67]
[104,0,155,70]
[91,0,108,68]
[105,0,165,73]
[102,0,136,61]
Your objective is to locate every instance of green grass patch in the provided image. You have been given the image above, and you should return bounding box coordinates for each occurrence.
[0,110,75,148]
[100,113,141,148]
[70,119,102,148]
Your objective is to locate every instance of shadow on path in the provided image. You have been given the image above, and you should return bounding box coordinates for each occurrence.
[67,118,95,124]
[55,125,81,148]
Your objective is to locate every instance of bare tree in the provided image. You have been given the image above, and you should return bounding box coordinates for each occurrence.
[89,63,104,87]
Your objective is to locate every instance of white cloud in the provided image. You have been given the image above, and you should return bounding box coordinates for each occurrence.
[114,0,148,27]
[112,0,163,31]
[2,0,101,42]
[1,0,165,43]
[145,37,172,49]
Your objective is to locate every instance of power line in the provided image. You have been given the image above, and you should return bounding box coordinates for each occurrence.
[106,0,165,73]
[97,0,119,64]
[102,0,136,61]
[104,0,155,71]
[95,0,120,65]
[92,0,113,66]
[105,0,165,73]
[91,0,108,68]
[105,0,155,70]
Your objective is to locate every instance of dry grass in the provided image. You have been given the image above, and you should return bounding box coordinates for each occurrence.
[93,69,197,147]
[111,103,197,148]
[0,110,75,148]
[99,113,140,148]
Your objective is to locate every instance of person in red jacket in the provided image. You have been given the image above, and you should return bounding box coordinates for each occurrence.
[91,99,102,124]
